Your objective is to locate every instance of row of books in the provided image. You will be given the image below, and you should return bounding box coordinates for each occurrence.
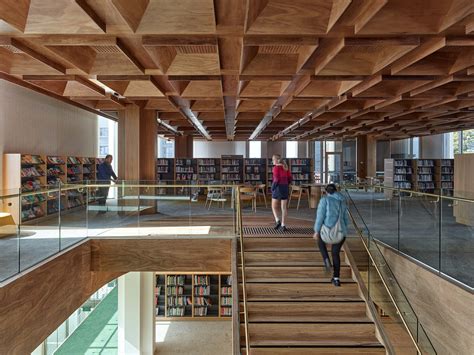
[167,286,184,295]
[440,167,454,173]
[21,155,44,164]
[395,168,413,174]
[167,275,186,285]
[194,275,209,285]
[176,159,194,166]
[441,175,454,181]
[394,175,411,181]
[417,182,435,190]
[176,167,195,173]
[47,156,65,164]
[221,286,232,295]
[417,175,433,182]
[220,308,232,316]
[21,206,44,220]
[221,297,232,305]
[194,297,212,306]
[22,179,42,192]
[21,194,45,206]
[176,173,197,181]
[167,296,191,306]
[417,167,433,174]
[194,286,210,296]
[199,167,217,173]
[21,167,44,178]
[222,160,241,165]
[417,160,435,167]
[47,167,64,176]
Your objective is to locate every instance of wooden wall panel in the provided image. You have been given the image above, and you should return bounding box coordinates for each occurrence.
[380,245,474,355]
[0,241,122,355]
[90,238,232,272]
[139,108,157,181]
[118,104,140,181]
[454,153,474,226]
[175,134,193,158]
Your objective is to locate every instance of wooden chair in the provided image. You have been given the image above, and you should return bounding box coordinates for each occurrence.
[288,185,310,210]
[239,187,257,212]
[206,187,226,209]
[256,184,267,208]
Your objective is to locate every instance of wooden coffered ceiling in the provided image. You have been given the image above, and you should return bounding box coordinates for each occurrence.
[0,0,474,141]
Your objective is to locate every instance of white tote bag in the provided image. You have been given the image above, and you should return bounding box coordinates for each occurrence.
[320,200,345,244]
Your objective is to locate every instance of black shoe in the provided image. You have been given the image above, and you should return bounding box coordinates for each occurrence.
[281,226,288,232]
[331,278,341,287]
[323,258,332,274]
[274,220,281,230]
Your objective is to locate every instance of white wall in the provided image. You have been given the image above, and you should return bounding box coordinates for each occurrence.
[193,140,246,158]
[0,79,98,187]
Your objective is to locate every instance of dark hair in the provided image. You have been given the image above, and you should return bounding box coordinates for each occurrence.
[105,154,113,160]
[325,183,337,194]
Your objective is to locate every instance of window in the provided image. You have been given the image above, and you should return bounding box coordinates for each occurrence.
[462,129,474,153]
[99,127,108,137]
[157,136,175,158]
[249,141,261,158]
[99,146,108,155]
[286,141,298,158]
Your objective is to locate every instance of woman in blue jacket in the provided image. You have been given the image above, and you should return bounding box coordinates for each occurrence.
[313,184,349,286]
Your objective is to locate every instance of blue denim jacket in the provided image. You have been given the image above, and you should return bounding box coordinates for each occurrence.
[314,192,349,235]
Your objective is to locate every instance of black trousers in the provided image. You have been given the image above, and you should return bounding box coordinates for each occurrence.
[317,237,346,278]
[98,185,110,206]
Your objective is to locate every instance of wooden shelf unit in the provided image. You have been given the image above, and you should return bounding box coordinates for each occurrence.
[175,158,197,182]
[436,159,454,196]
[221,155,243,183]
[156,158,175,182]
[244,158,267,185]
[3,153,101,224]
[197,158,221,183]
[267,158,275,192]
[155,273,231,320]
[289,158,313,185]
[413,159,435,192]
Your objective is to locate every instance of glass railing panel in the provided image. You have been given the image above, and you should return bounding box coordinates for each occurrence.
[86,183,141,237]
[418,323,437,355]
[0,189,21,281]
[60,184,88,249]
[440,195,474,288]
[399,190,440,270]
[19,185,60,272]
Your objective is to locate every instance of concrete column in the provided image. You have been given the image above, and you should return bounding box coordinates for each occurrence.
[356,135,368,179]
[118,272,155,355]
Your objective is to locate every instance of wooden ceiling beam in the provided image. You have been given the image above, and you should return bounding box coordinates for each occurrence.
[351,74,383,97]
[10,38,67,74]
[110,0,150,32]
[390,37,446,74]
[142,35,218,46]
[313,38,345,75]
[116,38,146,74]
[75,0,106,32]
[410,75,454,96]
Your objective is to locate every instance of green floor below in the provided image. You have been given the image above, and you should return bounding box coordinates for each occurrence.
[55,287,118,355]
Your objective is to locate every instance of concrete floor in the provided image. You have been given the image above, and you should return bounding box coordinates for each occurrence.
[1,190,473,288]
[155,321,232,355]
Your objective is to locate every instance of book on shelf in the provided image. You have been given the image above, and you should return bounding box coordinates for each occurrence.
[220,308,232,316]
[21,166,45,178]
[194,285,210,296]
[22,179,42,192]
[220,297,232,306]
[21,154,44,165]
[67,157,82,164]
[47,156,65,164]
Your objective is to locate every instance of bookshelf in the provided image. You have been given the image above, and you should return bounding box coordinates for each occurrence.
[221,155,243,183]
[219,274,232,317]
[436,159,454,196]
[18,154,47,222]
[267,158,275,192]
[157,158,175,182]
[3,153,101,223]
[175,159,197,182]
[197,159,221,183]
[155,273,231,320]
[289,158,312,185]
[244,159,267,185]
[46,156,66,215]
[414,159,435,192]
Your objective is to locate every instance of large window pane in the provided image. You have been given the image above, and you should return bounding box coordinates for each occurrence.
[286,141,298,158]
[157,136,175,158]
[249,141,261,158]
[462,129,474,153]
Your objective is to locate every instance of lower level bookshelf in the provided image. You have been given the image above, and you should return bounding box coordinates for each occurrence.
[155,273,232,320]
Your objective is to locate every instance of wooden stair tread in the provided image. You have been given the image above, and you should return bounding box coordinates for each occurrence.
[242,283,362,301]
[241,266,352,282]
[242,347,386,354]
[242,323,382,346]
[243,238,316,251]
[243,301,370,322]
[241,251,347,266]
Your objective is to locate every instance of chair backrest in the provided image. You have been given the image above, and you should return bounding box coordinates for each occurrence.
[240,187,256,194]
[256,184,266,190]
[291,185,301,191]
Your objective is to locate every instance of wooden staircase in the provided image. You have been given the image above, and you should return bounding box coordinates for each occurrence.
[238,235,386,354]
